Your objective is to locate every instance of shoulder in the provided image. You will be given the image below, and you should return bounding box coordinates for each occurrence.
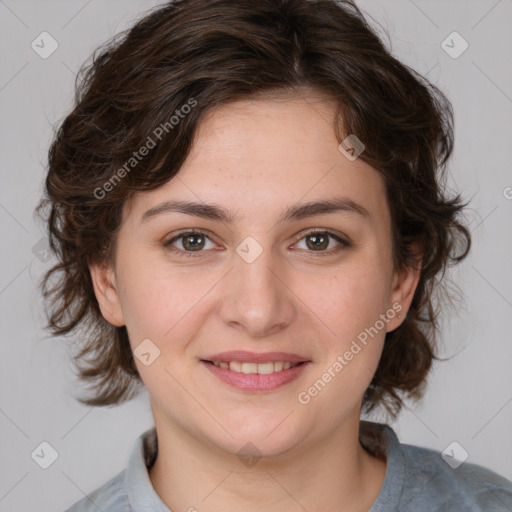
[62,427,162,512]
[62,470,131,512]
[400,441,512,511]
[360,421,512,512]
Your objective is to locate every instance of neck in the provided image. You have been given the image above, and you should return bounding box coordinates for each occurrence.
[148,412,386,512]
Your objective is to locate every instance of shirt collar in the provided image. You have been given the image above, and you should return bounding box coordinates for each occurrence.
[125,427,171,511]
[362,421,405,511]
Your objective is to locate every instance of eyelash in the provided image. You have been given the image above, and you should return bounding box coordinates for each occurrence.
[163,229,350,259]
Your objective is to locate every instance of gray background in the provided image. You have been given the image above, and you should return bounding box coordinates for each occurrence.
[1,0,511,510]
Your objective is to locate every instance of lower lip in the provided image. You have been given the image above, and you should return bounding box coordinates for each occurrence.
[201,361,310,392]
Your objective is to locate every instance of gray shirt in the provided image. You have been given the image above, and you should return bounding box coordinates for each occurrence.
[63,421,512,511]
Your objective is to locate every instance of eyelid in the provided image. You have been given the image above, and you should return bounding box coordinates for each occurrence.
[292,227,349,244]
[164,228,217,244]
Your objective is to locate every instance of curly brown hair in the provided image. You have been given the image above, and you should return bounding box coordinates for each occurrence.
[36,0,470,415]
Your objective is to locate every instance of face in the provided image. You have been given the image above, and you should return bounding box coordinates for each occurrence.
[91,92,419,458]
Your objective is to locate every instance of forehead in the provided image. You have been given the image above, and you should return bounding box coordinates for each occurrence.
[123,93,389,227]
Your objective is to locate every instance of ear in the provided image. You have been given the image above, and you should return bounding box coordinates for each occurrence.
[89,262,125,327]
[386,241,422,333]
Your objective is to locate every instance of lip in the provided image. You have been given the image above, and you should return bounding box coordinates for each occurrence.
[202,350,310,364]
[200,351,312,392]
[201,361,309,393]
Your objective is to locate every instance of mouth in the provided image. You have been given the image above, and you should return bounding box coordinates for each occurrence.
[200,353,311,392]
[201,360,306,374]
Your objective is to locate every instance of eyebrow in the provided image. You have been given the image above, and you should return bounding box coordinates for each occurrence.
[141,196,371,225]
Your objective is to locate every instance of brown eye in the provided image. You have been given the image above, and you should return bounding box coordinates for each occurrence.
[165,231,215,257]
[180,233,206,251]
[295,230,349,255]
[305,233,330,251]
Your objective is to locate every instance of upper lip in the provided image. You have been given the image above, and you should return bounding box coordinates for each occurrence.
[202,351,310,364]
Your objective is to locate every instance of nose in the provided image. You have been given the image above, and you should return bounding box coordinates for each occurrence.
[218,242,295,338]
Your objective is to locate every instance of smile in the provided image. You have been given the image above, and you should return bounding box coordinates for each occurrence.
[200,360,310,392]
[206,360,302,374]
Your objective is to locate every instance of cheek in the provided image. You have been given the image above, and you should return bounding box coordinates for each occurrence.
[115,259,180,340]
[317,261,392,340]
[117,264,211,399]
[302,257,392,399]
[117,258,221,354]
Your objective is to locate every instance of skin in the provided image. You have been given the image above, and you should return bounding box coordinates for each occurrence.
[90,91,421,512]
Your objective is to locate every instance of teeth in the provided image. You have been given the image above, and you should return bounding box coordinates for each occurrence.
[256,362,274,374]
[211,361,300,374]
[229,361,242,372]
[241,362,258,374]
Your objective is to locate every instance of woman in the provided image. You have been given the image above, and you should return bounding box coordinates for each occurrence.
[37,0,512,510]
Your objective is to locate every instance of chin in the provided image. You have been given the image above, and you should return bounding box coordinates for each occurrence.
[215,433,300,462]
[204,413,306,460]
